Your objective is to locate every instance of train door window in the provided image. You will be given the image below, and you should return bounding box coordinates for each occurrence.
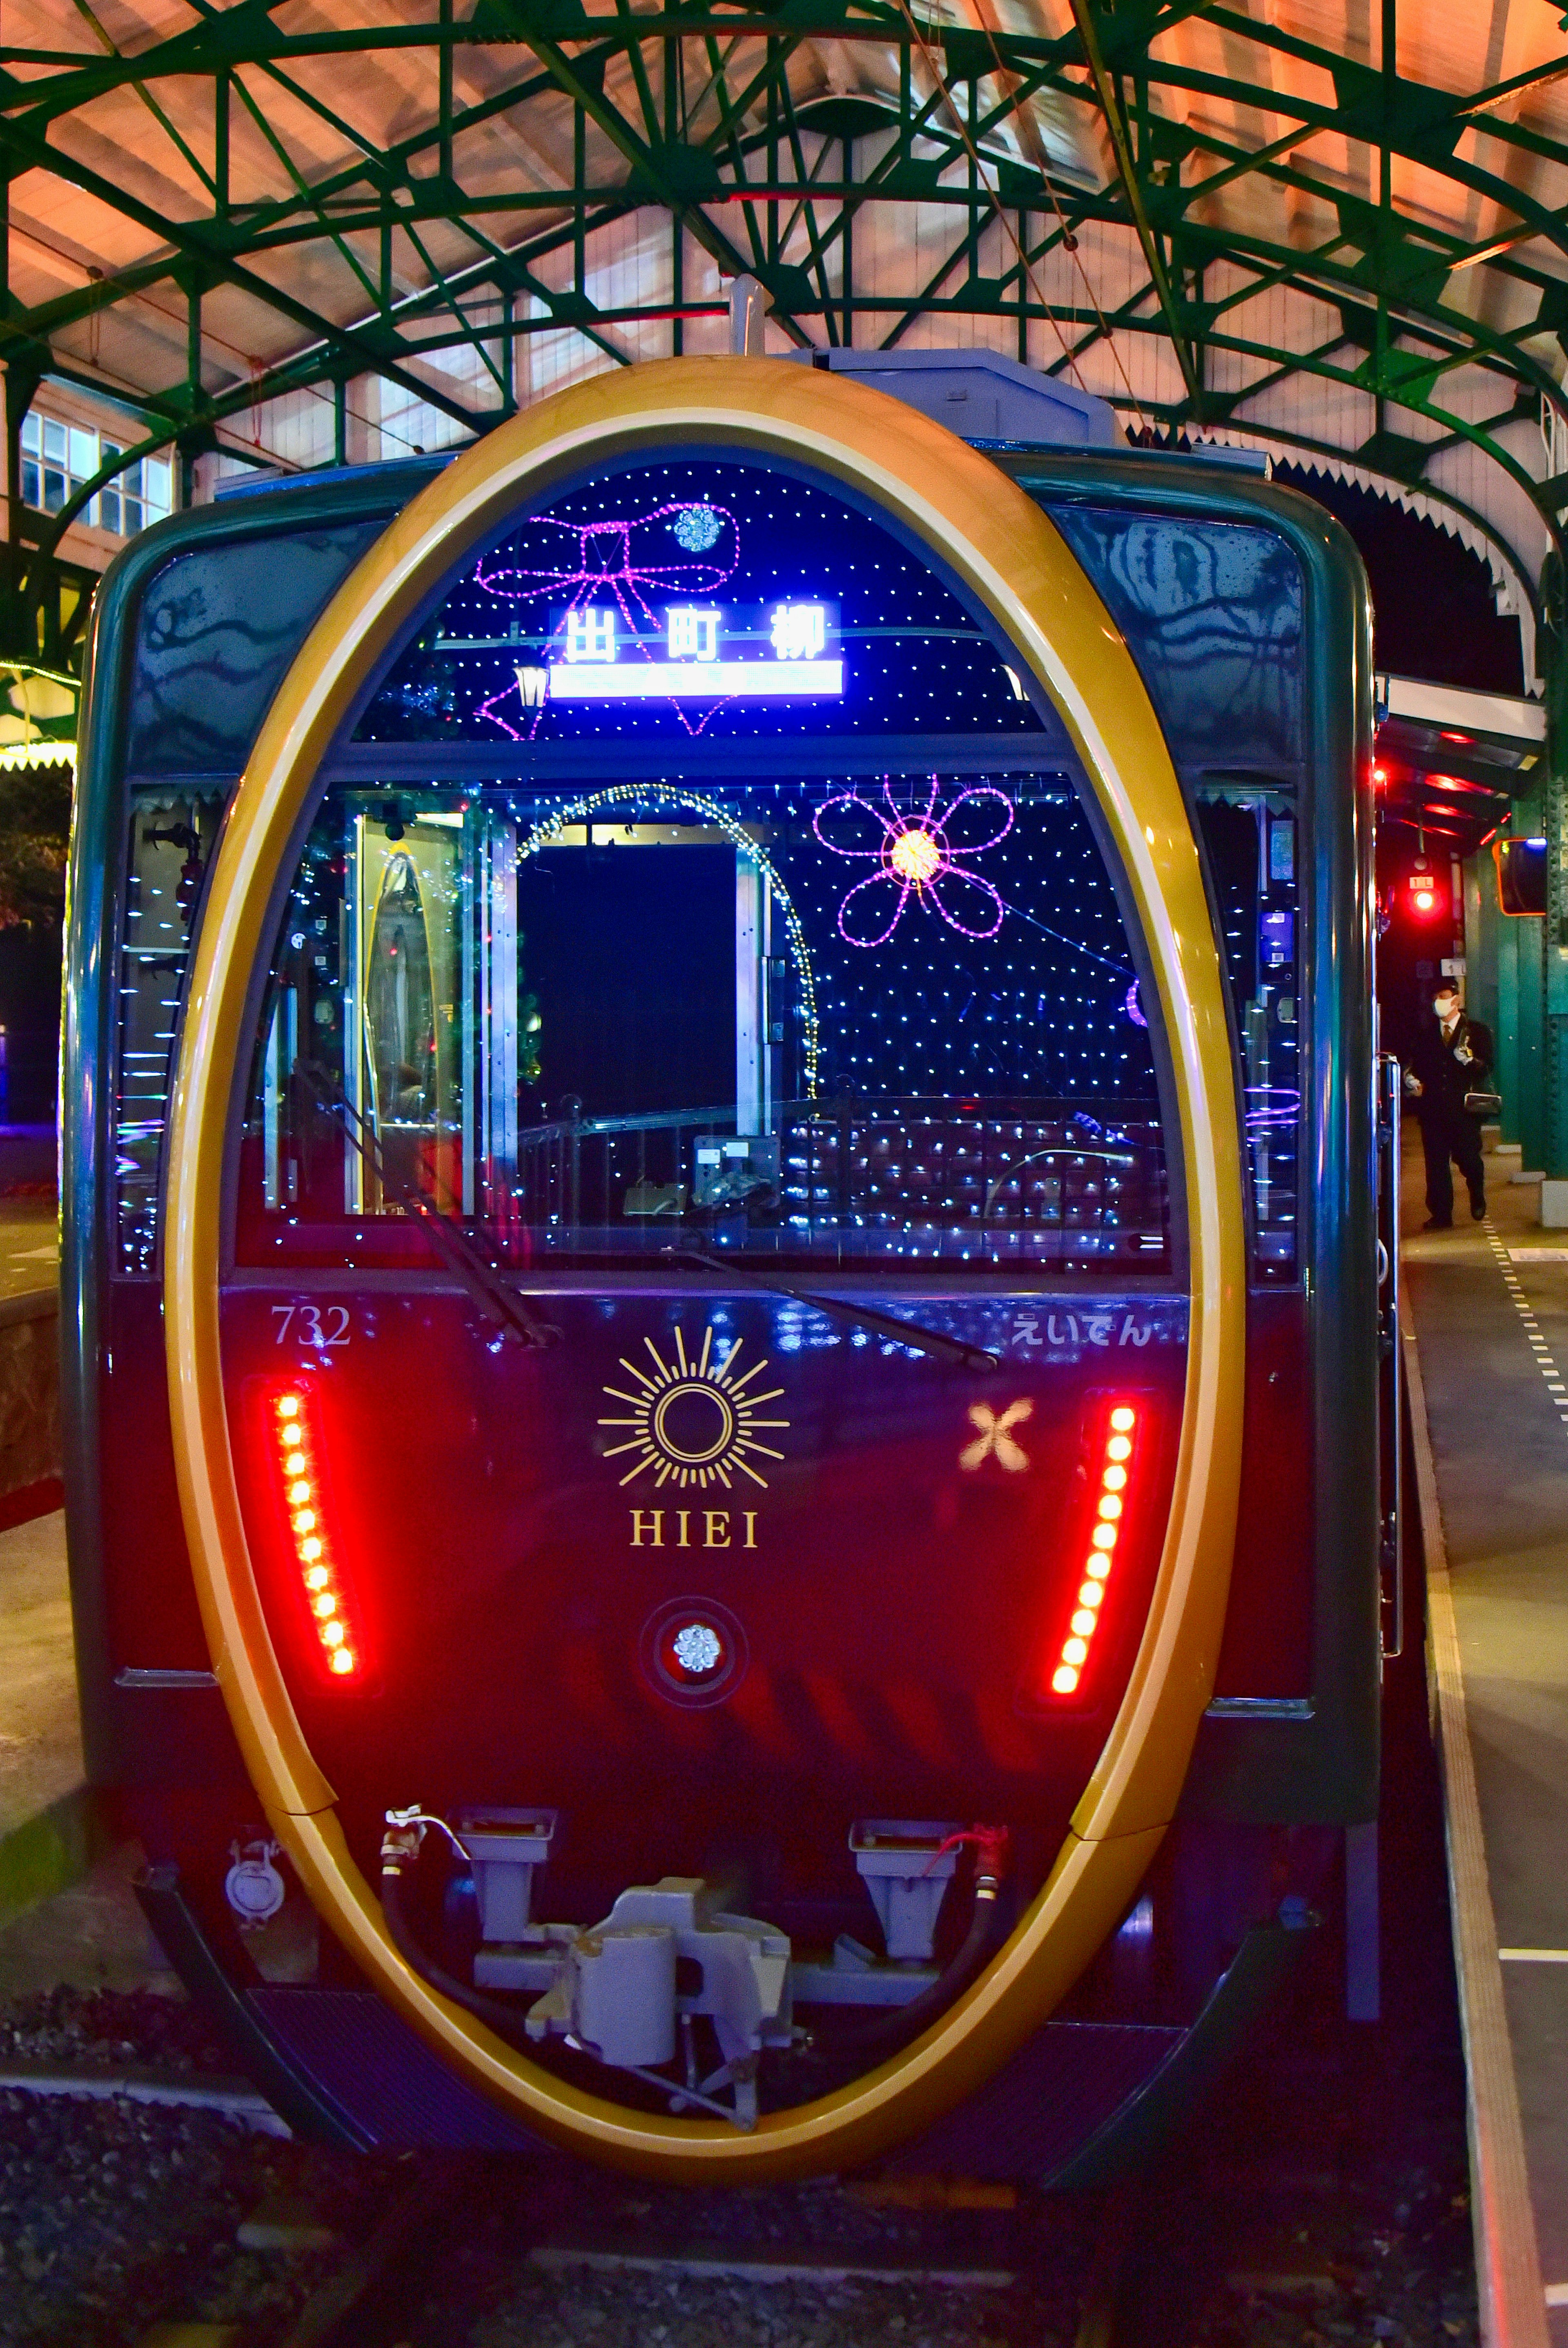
[249,800,483,1232]
[115,787,225,1274]
[352,815,463,1211]
[514,828,739,1125]
[1194,788,1300,1283]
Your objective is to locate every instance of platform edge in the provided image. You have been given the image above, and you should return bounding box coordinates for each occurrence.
[1402,1285,1549,2348]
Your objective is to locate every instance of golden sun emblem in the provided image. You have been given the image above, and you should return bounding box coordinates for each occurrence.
[599,1327,789,1491]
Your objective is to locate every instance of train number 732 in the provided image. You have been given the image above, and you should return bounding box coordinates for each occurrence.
[271,1304,351,1347]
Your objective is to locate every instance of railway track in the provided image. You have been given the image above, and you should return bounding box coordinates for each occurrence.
[0,2029,1465,2348]
[262,2172,1092,2348]
[7,1541,1473,2348]
[116,2116,1462,2348]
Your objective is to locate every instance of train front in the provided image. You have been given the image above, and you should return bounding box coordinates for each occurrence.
[165,361,1244,2175]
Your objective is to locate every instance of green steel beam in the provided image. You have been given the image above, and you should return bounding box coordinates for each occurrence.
[1067,0,1203,410]
[1,0,1565,675]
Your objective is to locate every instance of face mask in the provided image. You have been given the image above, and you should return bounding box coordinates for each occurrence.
[1434,1000,1456,1020]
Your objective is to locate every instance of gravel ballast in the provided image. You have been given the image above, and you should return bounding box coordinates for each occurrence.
[0,1606,1479,2348]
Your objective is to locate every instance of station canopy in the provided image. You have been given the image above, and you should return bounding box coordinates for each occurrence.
[4,0,1567,691]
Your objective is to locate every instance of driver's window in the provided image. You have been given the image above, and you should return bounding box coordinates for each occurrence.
[238,775,1172,1281]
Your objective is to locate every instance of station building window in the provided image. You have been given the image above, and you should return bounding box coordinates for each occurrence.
[19,410,172,536]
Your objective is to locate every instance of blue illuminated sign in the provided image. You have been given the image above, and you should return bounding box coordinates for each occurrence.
[526,601,843,703]
[359,463,1048,748]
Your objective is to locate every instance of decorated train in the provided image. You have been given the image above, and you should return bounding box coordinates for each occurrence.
[62,350,1381,2179]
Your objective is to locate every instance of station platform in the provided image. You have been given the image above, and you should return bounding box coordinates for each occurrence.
[0,1499,171,1995]
[0,1190,60,1515]
[0,1181,105,1978]
[1404,1132,1568,2347]
[0,1510,91,1929]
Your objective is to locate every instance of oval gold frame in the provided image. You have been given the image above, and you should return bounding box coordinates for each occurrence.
[164,356,1246,2180]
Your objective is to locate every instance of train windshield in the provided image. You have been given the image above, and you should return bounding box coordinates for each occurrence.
[238,778,1168,1276]
[233,456,1174,1281]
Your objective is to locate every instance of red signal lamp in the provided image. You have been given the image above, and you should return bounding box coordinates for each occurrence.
[1406,858,1444,919]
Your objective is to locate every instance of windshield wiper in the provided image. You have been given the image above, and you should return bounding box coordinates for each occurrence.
[297,1062,557,1351]
[667,1248,998,1372]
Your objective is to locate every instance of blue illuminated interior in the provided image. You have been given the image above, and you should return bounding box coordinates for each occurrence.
[230,452,1190,1280]
[355,459,1045,746]
[501,777,1154,1108]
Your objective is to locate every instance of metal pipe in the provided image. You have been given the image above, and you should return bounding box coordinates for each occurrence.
[728,274,770,355]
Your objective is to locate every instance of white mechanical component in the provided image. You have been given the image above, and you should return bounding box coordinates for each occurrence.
[407,1802,978,2125]
[225,1837,286,1928]
[472,1876,791,2127]
[456,1807,557,1941]
[570,1923,680,2068]
[532,1880,789,2054]
[850,1820,963,1960]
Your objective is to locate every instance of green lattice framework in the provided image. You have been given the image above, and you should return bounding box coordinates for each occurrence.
[3,0,1567,673]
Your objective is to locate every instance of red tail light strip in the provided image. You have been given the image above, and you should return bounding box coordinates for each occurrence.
[270,1388,360,1678]
[1050,1403,1139,1698]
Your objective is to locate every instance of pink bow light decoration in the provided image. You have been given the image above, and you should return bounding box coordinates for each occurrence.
[473,500,740,739]
[813,780,1016,947]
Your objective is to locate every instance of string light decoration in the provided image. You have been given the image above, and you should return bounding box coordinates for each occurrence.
[813,780,1015,947]
[782,777,1160,1107]
[671,503,724,554]
[1047,1402,1140,1698]
[516,782,821,1096]
[222,457,1186,1277]
[472,498,742,740]
[229,765,1169,1273]
[268,1388,360,1678]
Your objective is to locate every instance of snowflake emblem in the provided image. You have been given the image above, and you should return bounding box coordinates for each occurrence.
[672,1622,724,1675]
[671,503,723,553]
[813,779,1016,947]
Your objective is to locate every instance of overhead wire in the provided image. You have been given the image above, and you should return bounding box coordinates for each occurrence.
[9,221,445,469]
[968,0,1151,430]
[887,0,1150,431]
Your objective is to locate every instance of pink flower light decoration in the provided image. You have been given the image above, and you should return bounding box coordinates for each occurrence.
[813,780,1015,947]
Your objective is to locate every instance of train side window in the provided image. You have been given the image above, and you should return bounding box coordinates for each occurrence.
[1194,789,1300,1285]
[127,526,384,776]
[1043,511,1304,782]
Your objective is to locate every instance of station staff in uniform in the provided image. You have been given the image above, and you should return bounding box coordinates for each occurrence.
[1404,979,1495,1230]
